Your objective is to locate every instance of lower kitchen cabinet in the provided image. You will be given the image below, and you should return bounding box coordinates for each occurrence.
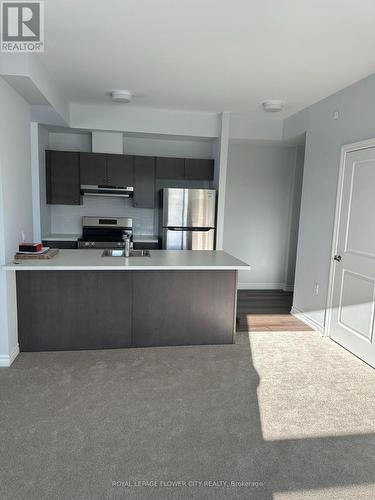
[42,240,78,249]
[132,270,236,347]
[133,242,160,250]
[17,271,133,351]
[16,270,237,351]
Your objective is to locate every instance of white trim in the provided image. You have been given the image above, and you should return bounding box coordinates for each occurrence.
[291,307,324,333]
[238,282,294,290]
[0,344,19,367]
[325,137,375,338]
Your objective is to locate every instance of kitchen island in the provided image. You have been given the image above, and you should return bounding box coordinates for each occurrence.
[4,250,250,352]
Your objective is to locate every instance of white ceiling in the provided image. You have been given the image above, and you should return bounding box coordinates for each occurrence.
[40,0,375,117]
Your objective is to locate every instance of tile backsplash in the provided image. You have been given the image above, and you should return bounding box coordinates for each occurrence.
[50,196,155,235]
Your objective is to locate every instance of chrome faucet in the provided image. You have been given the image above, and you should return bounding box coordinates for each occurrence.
[122,233,130,257]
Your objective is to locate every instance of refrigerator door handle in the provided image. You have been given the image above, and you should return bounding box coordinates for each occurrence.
[166,227,212,231]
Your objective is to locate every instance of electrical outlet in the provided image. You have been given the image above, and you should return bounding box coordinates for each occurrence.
[313,282,319,295]
[333,110,339,120]
[21,230,25,242]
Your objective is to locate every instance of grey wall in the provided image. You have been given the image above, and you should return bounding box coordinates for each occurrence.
[48,131,91,152]
[0,77,33,358]
[285,145,305,287]
[284,72,375,329]
[124,135,214,158]
[223,142,303,289]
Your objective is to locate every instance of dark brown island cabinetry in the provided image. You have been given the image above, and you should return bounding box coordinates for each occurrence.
[16,270,237,351]
[17,271,133,351]
[46,150,81,205]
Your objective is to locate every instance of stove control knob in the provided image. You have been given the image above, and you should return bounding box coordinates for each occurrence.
[85,242,89,247]
[91,242,95,247]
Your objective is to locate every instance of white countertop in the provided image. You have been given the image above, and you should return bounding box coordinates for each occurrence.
[3,250,250,271]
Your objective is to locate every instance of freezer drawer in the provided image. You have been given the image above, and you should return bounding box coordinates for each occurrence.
[162,228,215,250]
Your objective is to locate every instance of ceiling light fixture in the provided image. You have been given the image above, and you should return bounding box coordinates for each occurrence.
[110,90,132,103]
[262,100,284,112]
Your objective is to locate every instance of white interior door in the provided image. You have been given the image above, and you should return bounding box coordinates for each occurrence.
[330,147,375,368]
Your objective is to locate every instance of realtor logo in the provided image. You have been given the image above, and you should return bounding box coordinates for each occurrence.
[1,1,44,52]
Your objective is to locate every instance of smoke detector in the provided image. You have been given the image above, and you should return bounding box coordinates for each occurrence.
[262,100,284,112]
[110,90,132,103]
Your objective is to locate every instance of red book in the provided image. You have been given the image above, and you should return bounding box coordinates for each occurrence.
[19,243,43,253]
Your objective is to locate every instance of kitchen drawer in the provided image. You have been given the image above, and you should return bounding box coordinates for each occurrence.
[42,240,78,249]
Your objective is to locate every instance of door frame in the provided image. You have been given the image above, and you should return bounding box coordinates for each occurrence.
[325,137,375,337]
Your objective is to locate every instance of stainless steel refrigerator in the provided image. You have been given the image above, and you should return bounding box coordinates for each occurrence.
[161,188,216,250]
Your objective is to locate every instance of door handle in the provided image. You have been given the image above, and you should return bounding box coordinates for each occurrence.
[334,255,342,262]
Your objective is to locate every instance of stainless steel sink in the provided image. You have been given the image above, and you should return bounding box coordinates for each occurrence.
[102,249,151,257]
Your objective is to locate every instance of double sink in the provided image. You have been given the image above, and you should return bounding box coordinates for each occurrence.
[102,249,151,258]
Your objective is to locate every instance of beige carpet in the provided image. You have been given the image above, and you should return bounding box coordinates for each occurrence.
[0,330,374,499]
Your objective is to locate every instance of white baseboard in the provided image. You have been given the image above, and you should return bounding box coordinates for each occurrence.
[0,345,19,367]
[291,307,324,333]
[238,282,294,291]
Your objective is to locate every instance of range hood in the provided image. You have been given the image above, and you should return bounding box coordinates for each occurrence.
[80,184,134,198]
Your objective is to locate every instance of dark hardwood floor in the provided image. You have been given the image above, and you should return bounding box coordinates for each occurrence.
[237,289,312,332]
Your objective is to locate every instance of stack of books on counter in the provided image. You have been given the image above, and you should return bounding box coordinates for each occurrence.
[14,243,59,260]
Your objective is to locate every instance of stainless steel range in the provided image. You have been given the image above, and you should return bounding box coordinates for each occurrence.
[77,216,133,249]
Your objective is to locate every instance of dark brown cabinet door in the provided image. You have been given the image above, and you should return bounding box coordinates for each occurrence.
[17,271,133,351]
[185,159,214,180]
[133,271,236,347]
[107,154,134,186]
[133,156,155,208]
[46,150,81,205]
[156,157,185,179]
[80,152,107,185]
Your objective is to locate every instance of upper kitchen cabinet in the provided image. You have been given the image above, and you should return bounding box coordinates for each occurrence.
[133,156,155,208]
[185,159,214,181]
[156,157,185,179]
[80,152,107,185]
[107,154,134,186]
[46,150,81,205]
[80,153,134,187]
